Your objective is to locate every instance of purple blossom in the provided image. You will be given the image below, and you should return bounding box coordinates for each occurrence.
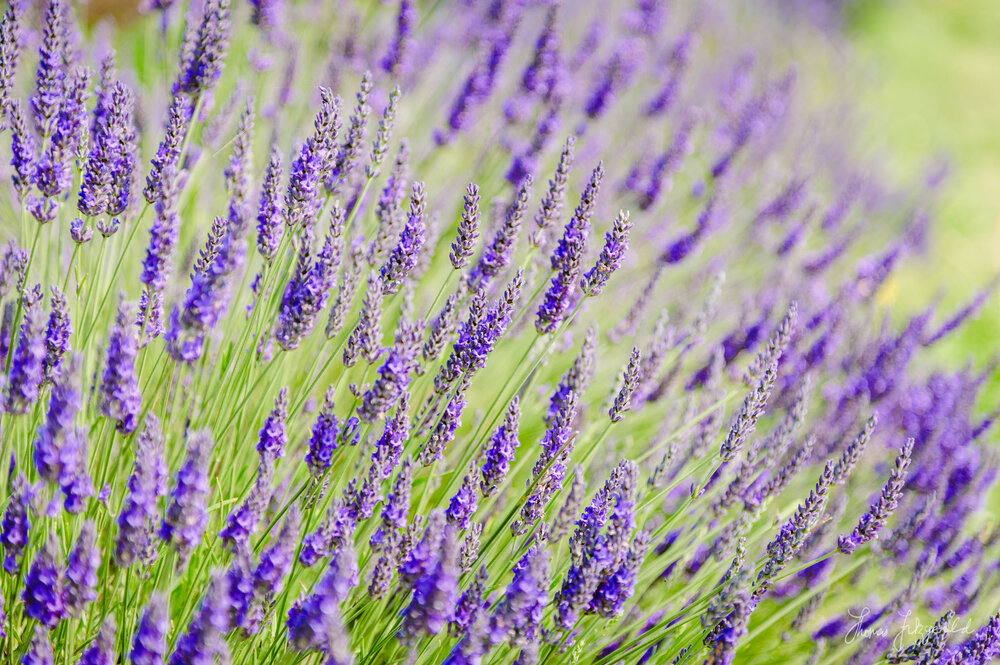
[220,457,274,551]
[288,543,358,651]
[63,520,100,614]
[480,397,521,497]
[5,284,45,414]
[130,593,169,665]
[79,80,136,216]
[838,439,913,554]
[79,618,116,665]
[99,302,142,434]
[470,176,532,290]
[582,210,631,296]
[381,0,415,76]
[256,144,284,261]
[343,272,384,367]
[160,430,214,563]
[31,0,65,139]
[169,571,231,665]
[305,388,340,475]
[380,182,426,295]
[34,354,80,483]
[446,467,479,530]
[23,537,65,628]
[174,0,232,97]
[490,543,550,647]
[22,627,54,665]
[1,473,32,573]
[116,416,167,568]
[256,388,289,460]
[400,525,459,643]
[359,318,422,423]
[42,286,70,382]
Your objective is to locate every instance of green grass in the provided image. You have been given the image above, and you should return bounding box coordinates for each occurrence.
[847,0,1000,392]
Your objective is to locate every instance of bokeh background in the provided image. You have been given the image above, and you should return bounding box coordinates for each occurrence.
[846,0,1000,397]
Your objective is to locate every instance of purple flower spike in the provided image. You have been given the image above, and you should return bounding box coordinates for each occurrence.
[31,0,65,140]
[400,525,459,644]
[35,354,80,483]
[446,466,479,530]
[287,542,359,651]
[450,184,481,270]
[254,506,301,600]
[582,210,631,297]
[8,99,37,199]
[480,397,521,497]
[64,520,100,615]
[116,416,167,568]
[1,473,32,573]
[79,617,116,665]
[490,542,550,647]
[22,626,54,665]
[536,162,604,334]
[220,457,274,551]
[79,81,136,217]
[161,430,215,564]
[0,4,24,133]
[6,284,46,414]
[469,176,532,290]
[837,438,913,554]
[382,0,415,76]
[99,302,142,434]
[380,181,427,295]
[343,272,384,367]
[359,318,422,423]
[23,537,65,628]
[174,0,232,98]
[169,571,231,665]
[257,388,289,460]
[275,209,344,350]
[306,387,340,475]
[256,144,284,261]
[130,593,169,665]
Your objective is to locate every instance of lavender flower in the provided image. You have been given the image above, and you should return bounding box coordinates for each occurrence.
[582,210,632,296]
[359,317,422,423]
[380,181,426,295]
[256,388,289,460]
[63,520,100,614]
[480,397,521,497]
[174,0,232,97]
[447,466,479,530]
[838,439,913,554]
[420,377,469,465]
[99,302,142,433]
[116,417,167,568]
[536,163,604,333]
[160,430,214,563]
[275,211,344,350]
[450,184,482,270]
[31,0,65,139]
[288,543,359,651]
[143,96,189,203]
[254,506,301,600]
[42,286,70,382]
[169,571,231,665]
[23,537,65,627]
[256,144,284,261]
[79,81,136,217]
[382,0,415,76]
[22,627,54,665]
[400,525,459,644]
[8,99,36,198]
[609,347,641,423]
[220,457,274,551]
[343,272,384,367]
[328,70,372,189]
[131,594,169,665]
[286,88,342,227]
[0,4,23,130]
[79,618,116,665]
[5,284,45,414]
[491,542,550,647]
[1,473,32,573]
[469,176,532,289]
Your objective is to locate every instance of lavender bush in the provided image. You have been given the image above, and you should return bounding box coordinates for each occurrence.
[0,0,997,664]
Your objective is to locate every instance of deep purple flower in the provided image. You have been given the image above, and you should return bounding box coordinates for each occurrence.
[536,163,603,333]
[23,537,65,627]
[174,0,232,97]
[99,302,142,434]
[130,593,169,665]
[254,506,301,600]
[275,213,344,350]
[380,182,426,295]
[306,388,340,475]
[446,467,479,530]
[58,425,94,513]
[160,430,214,563]
[480,397,521,497]
[469,176,531,289]
[1,472,32,573]
[359,318,422,423]
[381,0,415,76]
[299,501,354,567]
[79,617,116,665]
[79,80,136,216]
[838,439,913,554]
[400,525,459,643]
[64,520,100,614]
[8,99,37,198]
[22,626,54,665]
[582,210,631,296]
[5,284,45,414]
[590,530,650,618]
[285,87,342,227]
[169,571,231,665]
[144,96,189,204]
[256,388,289,460]
[34,354,80,484]
[609,347,641,423]
[256,144,284,261]
[287,543,358,651]
[31,0,65,139]
[220,457,274,551]
[42,286,70,382]
[116,416,167,568]
[491,543,550,647]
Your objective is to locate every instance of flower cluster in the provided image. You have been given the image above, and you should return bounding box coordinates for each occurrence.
[0,2,996,665]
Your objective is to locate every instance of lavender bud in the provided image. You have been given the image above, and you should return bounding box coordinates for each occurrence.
[63,520,100,614]
[480,397,521,497]
[5,285,46,414]
[837,438,913,554]
[160,430,215,563]
[99,302,142,434]
[609,347,642,423]
[582,210,631,297]
[23,536,65,627]
[450,184,482,270]
[116,416,167,568]
[380,181,426,295]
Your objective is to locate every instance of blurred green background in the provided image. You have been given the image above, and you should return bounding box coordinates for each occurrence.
[847,0,1000,382]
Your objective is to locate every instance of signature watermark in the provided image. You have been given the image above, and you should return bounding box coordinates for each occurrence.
[845,608,974,647]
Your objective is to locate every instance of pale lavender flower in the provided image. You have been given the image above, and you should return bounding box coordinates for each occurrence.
[160,430,214,563]
[5,285,46,414]
[380,182,426,295]
[116,416,167,568]
[130,593,169,665]
[99,302,142,434]
[63,520,100,615]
